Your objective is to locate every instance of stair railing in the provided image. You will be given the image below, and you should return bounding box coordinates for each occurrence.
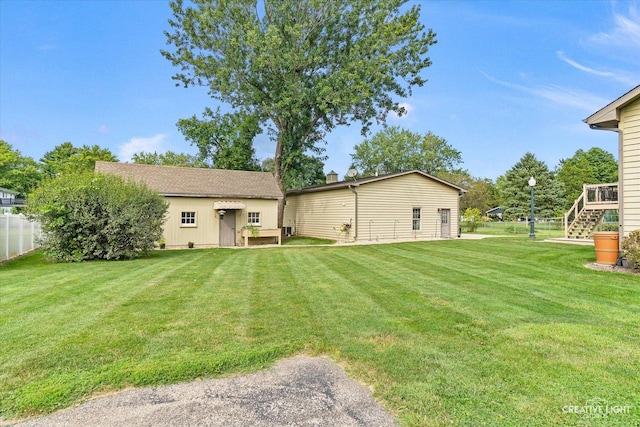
[564,183,618,238]
[564,188,585,238]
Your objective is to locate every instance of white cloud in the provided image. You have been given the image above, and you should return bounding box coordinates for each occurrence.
[591,3,640,48]
[480,71,609,112]
[556,51,614,77]
[556,51,638,86]
[118,134,167,162]
[97,124,110,135]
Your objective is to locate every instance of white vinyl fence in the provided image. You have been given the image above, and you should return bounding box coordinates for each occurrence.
[0,214,42,262]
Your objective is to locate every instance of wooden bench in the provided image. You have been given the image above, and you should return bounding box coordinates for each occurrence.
[241,228,281,247]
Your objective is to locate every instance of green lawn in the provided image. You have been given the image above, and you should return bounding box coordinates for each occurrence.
[465,220,566,238]
[1,239,639,426]
[282,236,336,245]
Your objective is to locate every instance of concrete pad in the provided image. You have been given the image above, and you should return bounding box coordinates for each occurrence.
[6,357,397,427]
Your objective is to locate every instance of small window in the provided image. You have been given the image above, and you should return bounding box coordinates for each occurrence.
[181,211,196,226]
[247,212,261,226]
[412,208,421,231]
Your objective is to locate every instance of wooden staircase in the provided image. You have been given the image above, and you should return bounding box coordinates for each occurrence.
[564,183,618,239]
[565,209,606,239]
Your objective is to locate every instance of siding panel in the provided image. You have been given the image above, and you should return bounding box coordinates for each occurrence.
[164,197,278,248]
[284,172,461,241]
[284,190,355,240]
[356,174,460,240]
[621,98,640,236]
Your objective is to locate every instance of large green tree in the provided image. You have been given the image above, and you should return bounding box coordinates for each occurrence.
[499,152,565,220]
[436,170,500,214]
[261,153,325,190]
[163,0,436,226]
[556,147,618,208]
[41,142,117,177]
[132,151,209,168]
[0,140,42,198]
[350,126,462,176]
[176,108,261,170]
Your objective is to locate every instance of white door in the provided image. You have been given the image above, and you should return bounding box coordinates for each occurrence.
[440,209,451,238]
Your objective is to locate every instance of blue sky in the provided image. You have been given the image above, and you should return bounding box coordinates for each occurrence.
[1,0,639,180]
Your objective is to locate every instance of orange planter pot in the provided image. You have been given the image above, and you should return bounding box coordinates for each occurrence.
[593,232,619,265]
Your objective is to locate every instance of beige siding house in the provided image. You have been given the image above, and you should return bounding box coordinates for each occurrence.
[284,170,465,242]
[585,85,640,238]
[95,162,283,248]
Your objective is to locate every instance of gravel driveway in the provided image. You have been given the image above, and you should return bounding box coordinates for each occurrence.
[5,357,397,427]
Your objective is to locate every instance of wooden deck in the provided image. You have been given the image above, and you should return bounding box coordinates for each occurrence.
[565,183,618,238]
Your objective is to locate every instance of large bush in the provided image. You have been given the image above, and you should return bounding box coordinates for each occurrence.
[621,230,640,270]
[26,172,168,261]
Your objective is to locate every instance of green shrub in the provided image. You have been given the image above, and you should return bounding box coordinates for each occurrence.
[596,222,619,232]
[621,230,640,270]
[461,208,482,232]
[504,223,528,234]
[26,172,168,261]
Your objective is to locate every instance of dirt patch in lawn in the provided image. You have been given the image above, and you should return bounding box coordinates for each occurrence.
[585,262,640,275]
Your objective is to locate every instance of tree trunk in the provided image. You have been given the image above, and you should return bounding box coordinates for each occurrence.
[274,134,286,230]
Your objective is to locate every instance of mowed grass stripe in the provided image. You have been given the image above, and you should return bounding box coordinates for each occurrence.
[0,251,210,363]
[330,243,558,328]
[2,241,640,426]
[378,240,639,326]
[281,247,398,346]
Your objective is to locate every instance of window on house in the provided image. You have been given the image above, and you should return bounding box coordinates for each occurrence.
[247,212,261,226]
[412,208,421,231]
[181,211,196,226]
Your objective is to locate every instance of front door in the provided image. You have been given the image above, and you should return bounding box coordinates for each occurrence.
[440,209,451,238]
[219,210,237,247]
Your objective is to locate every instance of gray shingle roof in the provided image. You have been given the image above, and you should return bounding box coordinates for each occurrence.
[286,170,466,195]
[0,187,19,195]
[95,162,283,199]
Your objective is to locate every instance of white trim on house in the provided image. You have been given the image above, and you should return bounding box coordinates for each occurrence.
[585,85,640,130]
[214,201,247,210]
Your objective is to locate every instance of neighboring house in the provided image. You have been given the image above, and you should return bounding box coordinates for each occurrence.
[95,162,283,248]
[283,170,466,242]
[584,85,640,240]
[485,207,503,221]
[0,187,21,214]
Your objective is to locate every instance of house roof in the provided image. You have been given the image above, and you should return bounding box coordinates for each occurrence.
[0,187,19,195]
[584,85,640,130]
[286,170,467,195]
[95,161,283,199]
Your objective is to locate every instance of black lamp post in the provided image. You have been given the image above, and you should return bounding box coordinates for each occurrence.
[528,176,536,238]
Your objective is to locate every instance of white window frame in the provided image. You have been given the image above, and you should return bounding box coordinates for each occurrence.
[247,211,261,226]
[412,208,421,231]
[180,211,197,227]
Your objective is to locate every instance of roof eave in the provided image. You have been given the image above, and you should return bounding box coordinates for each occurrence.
[584,84,640,128]
[286,170,467,195]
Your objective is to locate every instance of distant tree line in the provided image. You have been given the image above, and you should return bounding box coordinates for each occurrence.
[1,135,618,223]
